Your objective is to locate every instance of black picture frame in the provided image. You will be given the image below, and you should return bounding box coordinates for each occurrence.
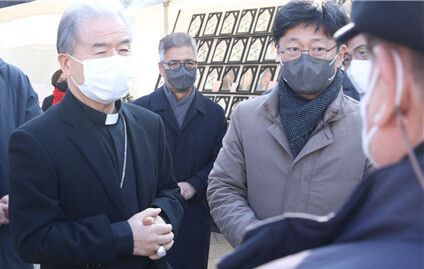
[255,65,277,92]
[245,36,266,62]
[263,35,278,62]
[229,96,249,118]
[203,66,223,91]
[203,12,222,36]
[220,66,240,92]
[195,66,205,90]
[236,9,257,34]
[215,95,231,116]
[228,37,249,63]
[211,38,231,63]
[197,39,213,63]
[187,14,205,37]
[237,66,258,92]
[253,7,275,33]
[220,10,240,35]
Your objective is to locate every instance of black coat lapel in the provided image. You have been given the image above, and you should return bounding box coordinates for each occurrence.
[122,106,155,211]
[61,94,131,220]
[150,87,180,134]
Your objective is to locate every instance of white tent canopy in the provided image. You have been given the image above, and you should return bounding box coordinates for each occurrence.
[0,0,284,103]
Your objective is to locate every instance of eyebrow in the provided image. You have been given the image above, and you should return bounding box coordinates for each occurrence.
[91,38,131,48]
[286,37,327,42]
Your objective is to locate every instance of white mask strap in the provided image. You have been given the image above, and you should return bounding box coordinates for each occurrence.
[67,53,83,65]
[390,49,424,190]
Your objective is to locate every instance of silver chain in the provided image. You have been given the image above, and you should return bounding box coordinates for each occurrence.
[120,115,127,189]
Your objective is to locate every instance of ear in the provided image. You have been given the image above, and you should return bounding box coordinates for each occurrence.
[58,53,71,77]
[335,44,346,68]
[158,62,166,79]
[369,45,398,128]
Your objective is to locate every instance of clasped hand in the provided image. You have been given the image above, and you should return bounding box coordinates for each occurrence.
[127,208,173,260]
[0,194,9,226]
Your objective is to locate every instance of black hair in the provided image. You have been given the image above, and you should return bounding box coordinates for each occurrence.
[273,0,349,46]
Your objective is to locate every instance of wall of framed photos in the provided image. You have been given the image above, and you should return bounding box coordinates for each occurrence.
[154,1,287,119]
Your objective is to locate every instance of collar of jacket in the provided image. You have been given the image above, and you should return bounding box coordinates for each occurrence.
[262,85,348,127]
[149,85,207,116]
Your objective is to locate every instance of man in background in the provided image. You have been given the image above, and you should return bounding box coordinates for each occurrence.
[0,57,41,268]
[134,32,227,269]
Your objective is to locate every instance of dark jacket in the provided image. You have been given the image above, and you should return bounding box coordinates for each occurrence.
[0,58,41,269]
[0,58,41,198]
[133,86,227,269]
[8,92,186,269]
[218,143,424,269]
[42,94,54,111]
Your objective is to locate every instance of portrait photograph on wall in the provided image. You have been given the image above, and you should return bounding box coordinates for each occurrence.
[229,96,249,117]
[220,66,239,92]
[263,36,278,62]
[255,66,276,92]
[195,66,205,89]
[215,95,231,116]
[237,66,257,92]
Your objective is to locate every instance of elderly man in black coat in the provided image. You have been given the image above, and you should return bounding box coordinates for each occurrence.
[8,1,186,268]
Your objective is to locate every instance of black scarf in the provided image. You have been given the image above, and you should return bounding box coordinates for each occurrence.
[278,70,342,158]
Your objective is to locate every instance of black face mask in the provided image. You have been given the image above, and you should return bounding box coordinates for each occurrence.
[57,81,68,92]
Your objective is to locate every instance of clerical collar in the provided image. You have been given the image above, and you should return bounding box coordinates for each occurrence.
[73,93,123,126]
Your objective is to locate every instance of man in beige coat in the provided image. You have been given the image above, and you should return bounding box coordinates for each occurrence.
[207,0,372,247]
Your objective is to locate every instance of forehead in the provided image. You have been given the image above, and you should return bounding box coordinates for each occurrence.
[347,34,367,51]
[164,46,195,60]
[76,15,130,46]
[278,23,333,45]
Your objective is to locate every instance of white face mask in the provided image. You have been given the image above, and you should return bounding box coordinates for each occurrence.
[68,54,133,104]
[360,63,380,166]
[346,59,372,93]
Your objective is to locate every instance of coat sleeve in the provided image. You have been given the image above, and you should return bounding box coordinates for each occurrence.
[207,104,263,247]
[150,115,187,232]
[23,74,42,121]
[8,129,120,266]
[186,108,227,200]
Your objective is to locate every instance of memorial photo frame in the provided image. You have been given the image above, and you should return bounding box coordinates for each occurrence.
[215,95,231,116]
[263,35,278,62]
[220,66,240,92]
[203,66,223,91]
[195,66,205,90]
[220,10,240,35]
[188,14,205,37]
[197,39,213,63]
[229,96,249,118]
[237,66,258,92]
[212,38,231,63]
[254,7,275,33]
[203,12,222,36]
[255,66,277,92]
[228,37,249,63]
[246,36,266,62]
[236,9,257,34]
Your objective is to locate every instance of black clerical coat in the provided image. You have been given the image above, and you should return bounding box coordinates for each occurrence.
[8,92,186,269]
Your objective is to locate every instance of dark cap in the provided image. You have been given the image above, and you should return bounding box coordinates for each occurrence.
[334,1,424,53]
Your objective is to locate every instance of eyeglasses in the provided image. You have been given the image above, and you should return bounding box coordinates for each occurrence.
[161,60,198,70]
[343,45,369,67]
[279,44,338,61]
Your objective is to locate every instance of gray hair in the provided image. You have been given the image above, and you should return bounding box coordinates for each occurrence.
[159,32,197,62]
[57,0,132,55]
